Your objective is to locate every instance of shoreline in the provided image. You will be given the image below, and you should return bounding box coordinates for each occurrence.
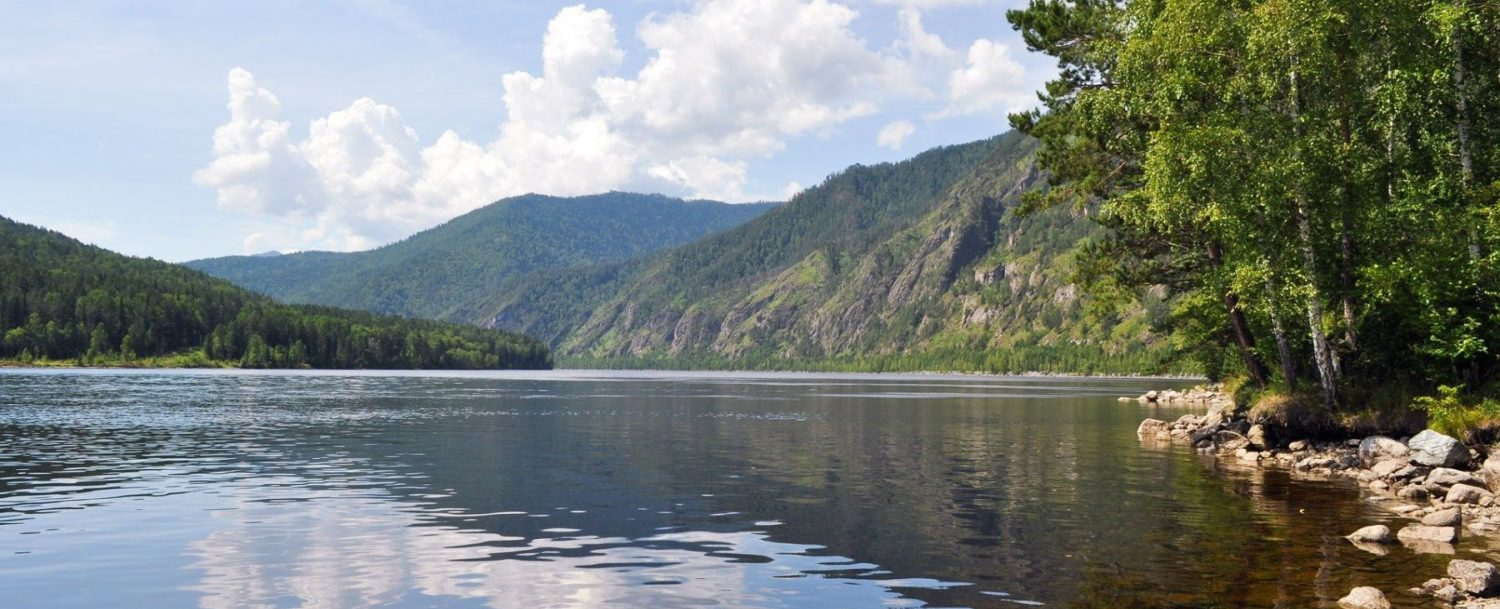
[1137,387,1500,608]
[0,359,1205,381]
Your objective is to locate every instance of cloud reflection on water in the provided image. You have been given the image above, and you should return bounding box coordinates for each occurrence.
[183,478,944,609]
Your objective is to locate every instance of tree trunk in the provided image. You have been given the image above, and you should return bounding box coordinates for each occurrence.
[1454,15,1479,262]
[1208,242,1271,388]
[1289,68,1339,405]
[1265,277,1297,390]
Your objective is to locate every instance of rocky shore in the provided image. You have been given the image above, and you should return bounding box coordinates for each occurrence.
[1137,386,1500,608]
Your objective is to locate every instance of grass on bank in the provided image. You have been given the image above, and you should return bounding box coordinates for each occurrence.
[1,349,237,369]
[1228,375,1500,441]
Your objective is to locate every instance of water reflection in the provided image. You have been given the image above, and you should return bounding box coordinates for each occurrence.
[2,370,1487,608]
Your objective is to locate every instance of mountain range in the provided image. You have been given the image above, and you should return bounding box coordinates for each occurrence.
[187,193,775,321]
[185,131,1176,374]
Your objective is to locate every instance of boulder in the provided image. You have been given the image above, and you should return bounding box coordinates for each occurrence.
[1297,456,1337,471]
[1429,468,1486,489]
[1447,484,1494,504]
[1144,390,1159,401]
[1390,465,1429,481]
[1424,507,1464,527]
[1449,560,1500,597]
[1479,457,1500,489]
[1138,419,1170,436]
[1337,586,1391,609]
[1398,524,1459,544]
[1358,436,1409,466]
[1189,426,1218,446]
[1227,419,1252,435]
[1289,440,1310,452]
[1346,525,1394,544]
[1371,458,1409,479]
[1247,424,1274,449]
[1215,430,1251,452]
[1409,430,1470,467]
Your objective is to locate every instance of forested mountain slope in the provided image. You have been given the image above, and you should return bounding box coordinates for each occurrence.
[0,216,551,369]
[187,193,775,321]
[485,132,1175,373]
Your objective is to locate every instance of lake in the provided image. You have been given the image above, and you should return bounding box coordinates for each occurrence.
[0,369,1483,608]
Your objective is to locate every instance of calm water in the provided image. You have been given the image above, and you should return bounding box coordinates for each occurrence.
[0,370,1493,608]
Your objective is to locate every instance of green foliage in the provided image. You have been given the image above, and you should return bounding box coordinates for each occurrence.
[1009,0,1500,399]
[186,193,774,321]
[1414,385,1500,440]
[0,216,551,369]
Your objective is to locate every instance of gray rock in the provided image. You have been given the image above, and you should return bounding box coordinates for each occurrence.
[1370,458,1408,479]
[1428,467,1486,488]
[1390,465,1428,481]
[1297,456,1337,471]
[1337,586,1391,609]
[1447,484,1494,504]
[1346,525,1394,543]
[1201,412,1225,431]
[1449,560,1500,596]
[1189,426,1217,446]
[1289,440,1310,451]
[1358,436,1409,466]
[1227,419,1251,435]
[1215,430,1251,452]
[1144,390,1159,401]
[1481,456,1500,486]
[1138,419,1170,436]
[1424,507,1463,527]
[1398,524,1459,543]
[1410,430,1470,467]
[1248,424,1273,450]
[1398,485,1430,500]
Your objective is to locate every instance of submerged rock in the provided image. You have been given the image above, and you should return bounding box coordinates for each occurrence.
[1449,560,1500,597]
[1346,525,1394,544]
[1138,419,1169,436]
[1410,430,1470,468]
[1337,586,1391,609]
[1359,436,1408,466]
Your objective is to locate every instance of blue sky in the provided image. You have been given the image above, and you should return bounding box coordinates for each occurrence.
[0,0,1054,261]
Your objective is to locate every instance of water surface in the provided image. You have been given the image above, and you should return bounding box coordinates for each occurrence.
[0,369,1488,608]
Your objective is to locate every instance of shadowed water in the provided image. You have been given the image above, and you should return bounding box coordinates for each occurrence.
[0,369,1491,608]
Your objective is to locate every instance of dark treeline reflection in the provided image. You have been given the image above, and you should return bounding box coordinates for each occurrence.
[0,371,1477,608]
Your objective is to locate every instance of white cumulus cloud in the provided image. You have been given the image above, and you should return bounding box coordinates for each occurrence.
[877,120,916,149]
[194,1,1042,252]
[930,38,1030,119]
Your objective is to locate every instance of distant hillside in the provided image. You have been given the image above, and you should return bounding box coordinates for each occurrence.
[187,193,775,321]
[0,216,551,369]
[484,132,1177,374]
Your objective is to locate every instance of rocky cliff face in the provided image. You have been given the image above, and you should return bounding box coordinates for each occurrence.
[484,132,1168,372]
